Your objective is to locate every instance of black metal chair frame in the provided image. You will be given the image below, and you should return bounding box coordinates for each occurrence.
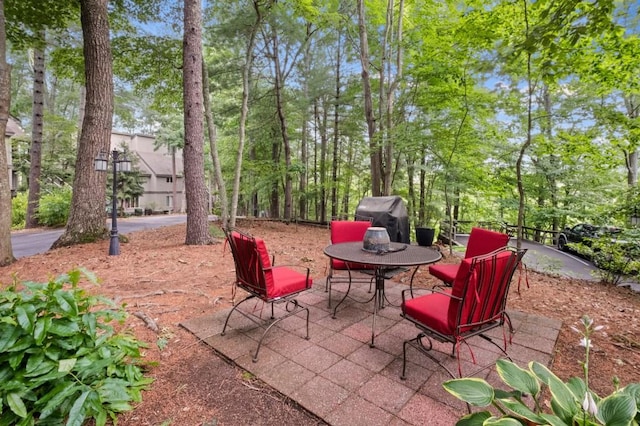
[222,227,311,362]
[325,218,375,317]
[401,247,527,379]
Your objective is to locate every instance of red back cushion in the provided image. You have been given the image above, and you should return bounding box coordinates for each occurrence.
[230,231,271,296]
[330,221,374,270]
[331,220,372,243]
[448,250,515,333]
[465,227,510,259]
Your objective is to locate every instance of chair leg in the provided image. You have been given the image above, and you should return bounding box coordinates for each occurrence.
[221,294,257,336]
[401,333,457,379]
[332,279,353,319]
[252,302,309,362]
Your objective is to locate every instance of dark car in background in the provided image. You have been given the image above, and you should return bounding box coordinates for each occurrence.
[557,223,620,252]
[557,223,640,276]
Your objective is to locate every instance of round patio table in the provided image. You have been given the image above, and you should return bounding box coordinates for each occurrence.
[323,242,441,347]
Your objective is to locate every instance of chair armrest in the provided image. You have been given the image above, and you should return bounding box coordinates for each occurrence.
[401,286,461,306]
[265,264,312,280]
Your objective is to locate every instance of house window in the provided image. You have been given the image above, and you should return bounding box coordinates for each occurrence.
[166,177,173,183]
[166,196,173,208]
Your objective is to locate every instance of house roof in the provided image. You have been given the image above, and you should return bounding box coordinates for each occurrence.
[135,151,184,177]
[6,116,24,137]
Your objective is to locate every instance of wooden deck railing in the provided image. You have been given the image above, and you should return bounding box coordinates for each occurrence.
[439,220,560,246]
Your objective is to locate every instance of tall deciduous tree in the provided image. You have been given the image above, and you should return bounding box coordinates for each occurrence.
[183,0,211,244]
[356,0,381,196]
[0,0,14,265]
[25,38,44,228]
[52,0,112,249]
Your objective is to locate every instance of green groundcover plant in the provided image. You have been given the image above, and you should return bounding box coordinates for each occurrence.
[0,269,153,426]
[443,316,640,426]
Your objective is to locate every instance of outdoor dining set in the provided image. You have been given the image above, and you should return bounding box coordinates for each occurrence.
[221,219,526,380]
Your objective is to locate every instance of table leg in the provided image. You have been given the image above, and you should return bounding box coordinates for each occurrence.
[370,268,386,348]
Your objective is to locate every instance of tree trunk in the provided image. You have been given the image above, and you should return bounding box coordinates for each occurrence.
[0,0,14,265]
[26,39,45,228]
[318,100,328,223]
[357,0,381,196]
[231,0,265,227]
[52,0,112,249]
[624,95,638,187]
[331,37,341,218]
[202,57,228,228]
[270,26,293,220]
[298,23,312,221]
[516,0,533,249]
[542,84,559,232]
[182,0,211,245]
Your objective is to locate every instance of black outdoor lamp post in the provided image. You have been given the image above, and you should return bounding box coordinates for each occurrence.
[95,149,131,255]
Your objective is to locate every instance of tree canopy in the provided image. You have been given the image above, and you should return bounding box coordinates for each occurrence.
[4,0,639,256]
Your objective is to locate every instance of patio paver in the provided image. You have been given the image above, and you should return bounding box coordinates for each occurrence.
[181,277,562,425]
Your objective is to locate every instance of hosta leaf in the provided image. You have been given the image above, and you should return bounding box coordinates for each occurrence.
[566,377,587,398]
[531,361,578,420]
[483,418,523,426]
[455,411,492,426]
[500,399,546,423]
[596,393,636,426]
[539,413,571,426]
[7,393,27,419]
[443,378,494,406]
[496,359,540,397]
[620,384,640,406]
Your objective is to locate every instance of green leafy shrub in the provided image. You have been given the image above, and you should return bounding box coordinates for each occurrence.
[570,232,640,284]
[0,269,152,425]
[38,187,72,227]
[443,316,640,425]
[11,192,28,229]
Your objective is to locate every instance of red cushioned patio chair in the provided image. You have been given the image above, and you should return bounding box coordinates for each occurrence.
[401,246,526,379]
[222,228,313,362]
[326,219,375,316]
[428,227,510,285]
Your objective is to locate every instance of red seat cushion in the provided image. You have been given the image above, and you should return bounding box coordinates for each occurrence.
[268,267,313,299]
[428,263,459,284]
[402,292,453,335]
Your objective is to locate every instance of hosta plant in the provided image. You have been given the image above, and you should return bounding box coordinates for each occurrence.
[0,269,153,426]
[443,316,640,425]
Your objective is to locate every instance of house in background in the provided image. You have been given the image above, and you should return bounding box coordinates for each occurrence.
[5,116,24,197]
[110,131,185,213]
